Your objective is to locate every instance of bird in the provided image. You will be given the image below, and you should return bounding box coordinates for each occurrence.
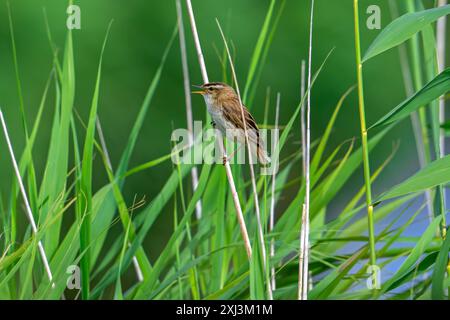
[192,82,270,165]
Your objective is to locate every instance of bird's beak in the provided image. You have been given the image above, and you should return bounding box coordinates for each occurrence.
[191,84,205,95]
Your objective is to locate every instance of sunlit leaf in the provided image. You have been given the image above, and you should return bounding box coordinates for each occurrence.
[363,5,450,62]
[370,69,450,129]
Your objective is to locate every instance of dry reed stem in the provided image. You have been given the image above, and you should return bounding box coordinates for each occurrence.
[0,109,54,287]
[216,19,273,299]
[176,0,202,220]
[299,0,314,300]
[298,204,307,299]
[300,59,306,173]
[269,93,281,290]
[437,0,447,157]
[95,118,144,282]
[184,0,252,259]
[388,0,434,223]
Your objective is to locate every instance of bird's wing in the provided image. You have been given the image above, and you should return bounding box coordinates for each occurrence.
[221,97,259,135]
[222,98,269,164]
[222,98,260,147]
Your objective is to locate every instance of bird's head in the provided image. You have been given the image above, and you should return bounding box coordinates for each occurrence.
[192,82,236,102]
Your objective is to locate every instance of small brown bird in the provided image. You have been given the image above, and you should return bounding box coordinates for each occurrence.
[192,82,270,165]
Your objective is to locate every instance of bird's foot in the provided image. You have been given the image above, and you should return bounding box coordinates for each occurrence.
[222,155,228,166]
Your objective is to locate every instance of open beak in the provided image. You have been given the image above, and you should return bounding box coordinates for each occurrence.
[191,84,205,95]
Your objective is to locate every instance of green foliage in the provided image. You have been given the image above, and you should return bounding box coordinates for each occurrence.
[370,69,450,129]
[363,5,450,62]
[0,1,448,301]
[379,155,450,201]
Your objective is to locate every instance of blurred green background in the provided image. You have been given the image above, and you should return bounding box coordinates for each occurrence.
[0,0,447,260]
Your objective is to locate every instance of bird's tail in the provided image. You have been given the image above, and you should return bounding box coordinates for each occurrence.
[257,146,271,166]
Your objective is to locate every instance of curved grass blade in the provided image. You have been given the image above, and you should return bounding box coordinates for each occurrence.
[377,216,442,297]
[242,0,276,103]
[363,5,450,62]
[39,22,75,257]
[246,0,286,108]
[308,247,367,299]
[133,164,211,299]
[431,230,450,299]
[76,22,113,299]
[278,49,334,153]
[90,27,177,265]
[89,158,196,298]
[370,69,450,129]
[419,1,446,235]
[310,86,355,175]
[378,155,450,202]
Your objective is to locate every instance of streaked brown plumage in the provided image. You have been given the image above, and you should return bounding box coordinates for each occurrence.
[192,82,270,165]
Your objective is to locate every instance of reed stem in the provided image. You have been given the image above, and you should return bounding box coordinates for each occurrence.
[299,0,314,300]
[437,0,447,224]
[0,109,54,288]
[176,0,202,220]
[300,59,306,174]
[269,93,280,291]
[353,0,376,268]
[217,19,273,299]
[185,0,252,259]
[437,0,447,158]
[388,0,434,223]
[95,118,144,282]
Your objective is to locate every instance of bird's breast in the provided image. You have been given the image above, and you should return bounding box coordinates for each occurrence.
[204,98,228,131]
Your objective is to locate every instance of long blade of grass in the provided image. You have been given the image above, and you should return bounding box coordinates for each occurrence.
[7,2,28,135]
[310,86,355,175]
[245,0,286,108]
[114,164,211,299]
[378,155,450,201]
[431,229,450,299]
[363,5,450,62]
[89,159,195,298]
[437,0,448,157]
[377,216,442,296]
[269,93,280,290]
[216,19,272,299]
[370,68,450,129]
[185,0,252,259]
[39,18,76,257]
[420,0,446,236]
[91,27,177,265]
[242,0,276,103]
[0,110,54,286]
[299,0,315,300]
[176,0,202,220]
[76,22,112,300]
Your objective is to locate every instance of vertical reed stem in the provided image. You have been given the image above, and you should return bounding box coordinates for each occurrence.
[269,93,280,291]
[437,0,447,223]
[185,0,252,259]
[176,0,202,220]
[0,109,54,287]
[388,0,434,223]
[95,118,144,282]
[437,0,447,158]
[353,0,377,268]
[298,204,307,299]
[300,59,306,174]
[299,0,314,300]
[216,20,272,299]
